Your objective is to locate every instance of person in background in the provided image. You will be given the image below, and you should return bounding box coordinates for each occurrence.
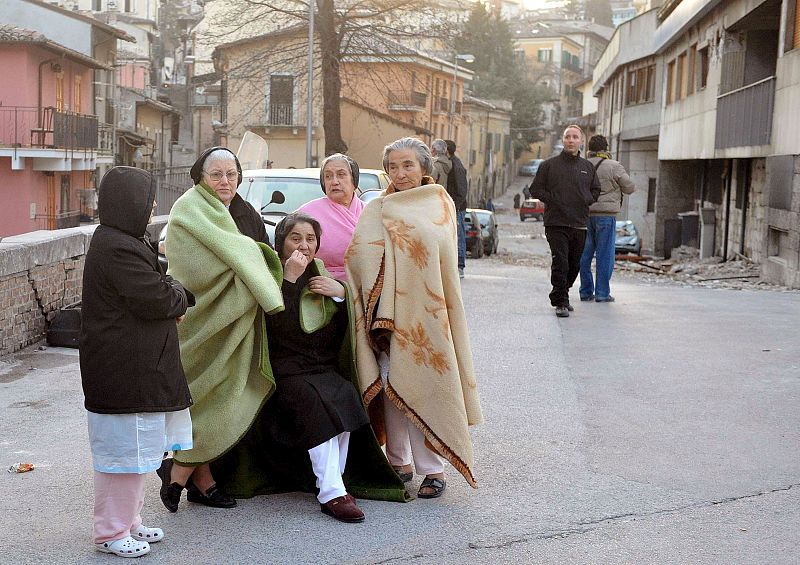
[430,139,452,187]
[531,125,600,318]
[513,193,521,209]
[80,166,194,558]
[445,139,468,279]
[297,153,365,280]
[580,135,637,303]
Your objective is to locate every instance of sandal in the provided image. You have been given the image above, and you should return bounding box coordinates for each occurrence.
[95,535,150,558]
[130,524,164,543]
[417,476,446,499]
[393,467,413,483]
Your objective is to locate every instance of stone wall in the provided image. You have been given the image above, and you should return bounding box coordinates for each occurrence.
[0,218,168,357]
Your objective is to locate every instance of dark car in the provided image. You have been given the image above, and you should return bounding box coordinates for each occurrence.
[518,159,543,177]
[615,220,642,255]
[519,198,545,222]
[469,208,499,256]
[463,210,485,258]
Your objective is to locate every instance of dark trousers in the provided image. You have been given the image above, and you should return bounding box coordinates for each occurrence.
[545,226,587,307]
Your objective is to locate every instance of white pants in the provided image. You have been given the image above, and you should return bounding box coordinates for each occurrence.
[382,389,446,476]
[308,432,350,504]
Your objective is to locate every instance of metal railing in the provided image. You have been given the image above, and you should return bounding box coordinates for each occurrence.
[152,166,193,215]
[715,76,775,149]
[387,91,428,108]
[0,106,100,150]
[269,103,293,126]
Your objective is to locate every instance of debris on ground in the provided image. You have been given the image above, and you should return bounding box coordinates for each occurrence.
[8,463,35,473]
[613,245,788,291]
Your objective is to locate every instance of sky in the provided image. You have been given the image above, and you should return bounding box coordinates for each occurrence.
[523,0,566,10]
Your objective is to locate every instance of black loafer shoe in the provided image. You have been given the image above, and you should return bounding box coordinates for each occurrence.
[156,459,184,513]
[187,483,237,508]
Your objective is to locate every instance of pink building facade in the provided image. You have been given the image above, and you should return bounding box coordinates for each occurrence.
[0,28,113,237]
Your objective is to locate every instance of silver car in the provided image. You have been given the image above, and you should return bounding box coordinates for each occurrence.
[518,159,543,177]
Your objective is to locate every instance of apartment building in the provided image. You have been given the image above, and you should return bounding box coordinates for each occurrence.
[592,0,800,288]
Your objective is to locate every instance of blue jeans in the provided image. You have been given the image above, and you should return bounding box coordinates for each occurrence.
[456,210,466,270]
[579,216,616,300]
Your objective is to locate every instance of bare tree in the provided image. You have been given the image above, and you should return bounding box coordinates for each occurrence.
[197,0,469,155]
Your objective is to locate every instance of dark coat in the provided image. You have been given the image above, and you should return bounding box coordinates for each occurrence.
[80,167,194,414]
[446,154,468,211]
[530,151,601,228]
[229,193,270,246]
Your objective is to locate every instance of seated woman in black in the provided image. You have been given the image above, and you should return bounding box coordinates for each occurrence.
[210,212,406,522]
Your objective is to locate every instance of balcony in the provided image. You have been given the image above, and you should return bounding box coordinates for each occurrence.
[387,91,427,111]
[0,106,100,150]
[715,76,775,149]
[269,103,293,126]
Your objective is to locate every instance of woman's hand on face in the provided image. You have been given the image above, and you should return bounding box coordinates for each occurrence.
[284,250,308,283]
[308,276,345,299]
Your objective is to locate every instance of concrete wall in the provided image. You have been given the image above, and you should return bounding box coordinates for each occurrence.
[0,0,93,57]
[762,155,800,288]
[771,49,800,153]
[0,217,168,356]
[653,160,699,255]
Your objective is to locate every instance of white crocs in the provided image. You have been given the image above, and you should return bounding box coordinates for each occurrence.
[130,524,164,543]
[95,535,151,558]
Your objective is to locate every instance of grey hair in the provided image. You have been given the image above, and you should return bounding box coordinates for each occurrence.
[321,153,351,172]
[382,137,433,176]
[203,148,237,171]
[431,139,447,154]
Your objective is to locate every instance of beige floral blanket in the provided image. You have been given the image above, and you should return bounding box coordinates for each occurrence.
[345,178,483,487]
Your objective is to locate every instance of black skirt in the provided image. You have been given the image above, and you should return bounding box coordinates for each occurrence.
[262,370,370,450]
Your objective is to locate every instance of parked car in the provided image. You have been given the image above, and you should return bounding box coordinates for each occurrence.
[468,208,499,256]
[518,159,544,177]
[615,220,642,255]
[519,198,545,222]
[356,168,390,203]
[158,167,322,269]
[463,210,485,258]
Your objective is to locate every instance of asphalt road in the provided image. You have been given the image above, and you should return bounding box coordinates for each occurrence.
[2,180,799,564]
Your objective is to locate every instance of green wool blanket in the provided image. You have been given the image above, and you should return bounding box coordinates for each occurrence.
[167,184,284,465]
[211,259,408,503]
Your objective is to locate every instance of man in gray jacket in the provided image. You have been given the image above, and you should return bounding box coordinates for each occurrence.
[430,139,452,187]
[579,135,636,303]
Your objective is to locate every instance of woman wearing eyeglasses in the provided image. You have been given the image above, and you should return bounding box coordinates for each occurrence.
[156,147,285,512]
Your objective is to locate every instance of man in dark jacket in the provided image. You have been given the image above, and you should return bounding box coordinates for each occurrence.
[531,125,600,317]
[445,140,468,278]
[80,166,194,556]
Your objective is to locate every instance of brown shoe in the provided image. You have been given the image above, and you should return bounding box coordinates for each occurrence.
[320,494,365,523]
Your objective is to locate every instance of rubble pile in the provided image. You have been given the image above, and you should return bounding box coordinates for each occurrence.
[615,246,795,292]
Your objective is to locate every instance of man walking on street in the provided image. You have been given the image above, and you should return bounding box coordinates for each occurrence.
[580,135,637,303]
[445,140,468,279]
[431,139,452,187]
[531,125,600,317]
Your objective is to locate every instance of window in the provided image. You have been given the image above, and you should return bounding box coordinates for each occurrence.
[55,73,64,111]
[269,75,293,125]
[647,178,656,213]
[60,175,71,213]
[677,51,687,99]
[74,75,82,113]
[785,0,800,51]
[687,45,697,95]
[92,0,101,9]
[646,65,656,100]
[666,60,675,104]
[537,49,552,62]
[698,47,709,89]
[572,54,579,68]
[626,70,637,104]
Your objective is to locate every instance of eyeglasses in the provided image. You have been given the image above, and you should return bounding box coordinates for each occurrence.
[205,171,238,182]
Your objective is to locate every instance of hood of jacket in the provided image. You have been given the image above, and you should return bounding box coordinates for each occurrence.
[435,154,453,174]
[98,166,156,238]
